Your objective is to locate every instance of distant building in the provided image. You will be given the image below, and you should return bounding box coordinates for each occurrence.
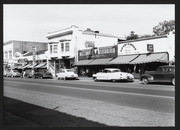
[46,25,124,76]
[3,40,48,69]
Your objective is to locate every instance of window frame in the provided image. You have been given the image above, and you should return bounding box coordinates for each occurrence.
[65,43,70,52]
[61,43,64,52]
[54,45,58,53]
[50,45,53,53]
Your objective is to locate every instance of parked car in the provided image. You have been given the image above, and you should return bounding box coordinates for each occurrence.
[6,69,21,77]
[56,69,78,80]
[3,70,7,77]
[24,70,33,78]
[92,68,134,82]
[140,65,175,85]
[33,69,53,79]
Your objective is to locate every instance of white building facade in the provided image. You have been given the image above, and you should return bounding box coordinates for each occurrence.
[46,25,120,76]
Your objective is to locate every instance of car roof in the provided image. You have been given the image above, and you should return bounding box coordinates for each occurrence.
[104,68,120,71]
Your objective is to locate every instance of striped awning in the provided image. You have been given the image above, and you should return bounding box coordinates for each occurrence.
[26,63,38,69]
[74,59,94,66]
[88,58,113,65]
[22,64,32,69]
[130,52,168,64]
[107,54,139,64]
[35,63,47,69]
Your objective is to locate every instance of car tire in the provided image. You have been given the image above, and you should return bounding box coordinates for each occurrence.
[94,77,98,82]
[172,78,175,85]
[142,78,149,84]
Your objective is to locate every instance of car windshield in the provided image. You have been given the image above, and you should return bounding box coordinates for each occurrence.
[112,70,121,72]
[67,70,74,72]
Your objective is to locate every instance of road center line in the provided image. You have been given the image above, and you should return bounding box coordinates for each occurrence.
[4,81,174,99]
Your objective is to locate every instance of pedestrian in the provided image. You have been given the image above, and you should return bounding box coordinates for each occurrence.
[23,71,26,78]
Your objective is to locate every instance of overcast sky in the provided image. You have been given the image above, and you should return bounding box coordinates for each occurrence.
[3,4,175,42]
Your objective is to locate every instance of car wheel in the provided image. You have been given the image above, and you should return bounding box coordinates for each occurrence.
[142,78,149,84]
[94,77,98,82]
[172,78,175,85]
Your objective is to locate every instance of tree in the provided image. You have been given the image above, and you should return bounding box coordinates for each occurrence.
[126,31,139,40]
[153,20,175,36]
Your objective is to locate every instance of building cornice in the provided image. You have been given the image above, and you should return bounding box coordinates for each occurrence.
[118,35,168,44]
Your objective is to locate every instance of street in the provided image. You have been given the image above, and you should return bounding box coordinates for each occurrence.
[3,77,175,126]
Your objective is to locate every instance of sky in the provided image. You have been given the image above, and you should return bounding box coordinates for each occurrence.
[3,4,175,42]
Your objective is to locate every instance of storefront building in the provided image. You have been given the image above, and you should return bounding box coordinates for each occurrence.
[75,32,174,78]
[3,40,48,72]
[108,32,175,78]
[74,45,118,76]
[46,25,123,76]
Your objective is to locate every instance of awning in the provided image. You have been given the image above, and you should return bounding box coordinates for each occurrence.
[107,54,139,64]
[22,64,32,69]
[35,63,47,69]
[88,58,113,65]
[26,63,38,69]
[74,59,94,66]
[130,52,168,64]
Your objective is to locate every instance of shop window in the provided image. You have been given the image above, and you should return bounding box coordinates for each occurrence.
[9,50,12,59]
[61,43,64,52]
[54,45,58,53]
[65,43,70,51]
[50,45,53,53]
[5,52,8,59]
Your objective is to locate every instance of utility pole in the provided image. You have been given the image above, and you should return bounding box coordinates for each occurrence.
[32,46,37,73]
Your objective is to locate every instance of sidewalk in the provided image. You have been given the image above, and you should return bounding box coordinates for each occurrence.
[3,97,107,127]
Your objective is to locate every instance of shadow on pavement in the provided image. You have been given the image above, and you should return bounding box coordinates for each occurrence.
[3,97,107,127]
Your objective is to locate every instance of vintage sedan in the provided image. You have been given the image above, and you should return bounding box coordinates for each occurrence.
[56,69,78,80]
[140,65,175,85]
[6,69,21,77]
[33,69,53,79]
[92,68,134,82]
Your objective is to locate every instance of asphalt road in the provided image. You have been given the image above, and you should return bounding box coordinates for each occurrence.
[4,77,175,113]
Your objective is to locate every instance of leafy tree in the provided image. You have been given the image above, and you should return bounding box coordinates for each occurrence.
[126,31,139,40]
[153,20,175,36]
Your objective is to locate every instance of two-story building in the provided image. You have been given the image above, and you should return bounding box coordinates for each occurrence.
[3,40,48,71]
[46,25,123,76]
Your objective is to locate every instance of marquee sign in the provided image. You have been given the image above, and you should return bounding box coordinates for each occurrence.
[79,46,116,60]
[120,43,136,52]
[119,43,139,55]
